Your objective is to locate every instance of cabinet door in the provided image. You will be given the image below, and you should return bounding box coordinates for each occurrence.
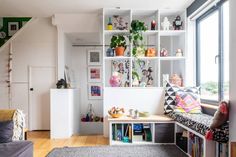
[155,123,174,143]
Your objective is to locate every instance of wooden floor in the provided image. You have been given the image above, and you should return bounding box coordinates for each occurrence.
[27,131,109,157]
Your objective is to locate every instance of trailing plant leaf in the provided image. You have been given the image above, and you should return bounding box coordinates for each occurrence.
[130,20,147,56]
[132,71,140,81]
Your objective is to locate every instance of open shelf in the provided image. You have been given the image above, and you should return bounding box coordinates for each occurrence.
[104,30,129,35]
[103,8,186,88]
[104,56,132,60]
[159,30,185,36]
[159,56,185,60]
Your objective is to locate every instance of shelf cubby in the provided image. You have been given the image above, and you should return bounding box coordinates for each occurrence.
[132,58,159,87]
[104,9,131,31]
[160,10,186,31]
[132,10,159,31]
[160,60,185,87]
[105,59,131,87]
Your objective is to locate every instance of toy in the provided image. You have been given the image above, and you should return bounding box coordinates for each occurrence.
[176,48,183,57]
[170,74,182,86]
[161,17,171,30]
[109,72,122,87]
[113,15,128,30]
[145,48,156,57]
[151,20,156,30]
[147,67,153,86]
[108,107,125,118]
[107,17,113,30]
[160,48,168,57]
[173,15,183,30]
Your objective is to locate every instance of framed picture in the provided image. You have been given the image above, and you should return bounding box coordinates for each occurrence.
[87,50,101,65]
[8,22,19,36]
[88,83,103,99]
[88,66,102,82]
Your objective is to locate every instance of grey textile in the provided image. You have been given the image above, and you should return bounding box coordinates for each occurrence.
[0,120,13,143]
[0,141,33,157]
[47,145,188,157]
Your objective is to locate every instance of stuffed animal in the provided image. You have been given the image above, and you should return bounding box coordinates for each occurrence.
[173,15,183,30]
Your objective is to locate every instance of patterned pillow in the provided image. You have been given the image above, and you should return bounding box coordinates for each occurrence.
[164,82,200,114]
[175,91,202,113]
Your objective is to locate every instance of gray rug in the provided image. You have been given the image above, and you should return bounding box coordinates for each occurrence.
[47,145,188,157]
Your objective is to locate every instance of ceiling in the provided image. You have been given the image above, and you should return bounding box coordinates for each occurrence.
[0,0,194,17]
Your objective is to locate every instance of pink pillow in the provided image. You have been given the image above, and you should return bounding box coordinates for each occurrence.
[175,91,202,113]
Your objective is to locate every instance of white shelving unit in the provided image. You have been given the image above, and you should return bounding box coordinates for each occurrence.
[102,8,187,88]
[108,115,175,145]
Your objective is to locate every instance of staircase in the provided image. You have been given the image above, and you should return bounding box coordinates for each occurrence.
[0,18,37,108]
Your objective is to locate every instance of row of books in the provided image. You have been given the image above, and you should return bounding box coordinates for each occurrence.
[112,123,152,143]
[112,124,132,142]
[188,132,204,157]
[216,143,228,157]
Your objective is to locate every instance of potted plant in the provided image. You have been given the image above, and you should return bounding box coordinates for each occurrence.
[110,35,127,56]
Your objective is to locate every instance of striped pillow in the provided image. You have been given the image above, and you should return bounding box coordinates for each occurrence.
[175,91,202,114]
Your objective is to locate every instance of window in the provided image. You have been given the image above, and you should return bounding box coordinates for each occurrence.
[196,0,229,104]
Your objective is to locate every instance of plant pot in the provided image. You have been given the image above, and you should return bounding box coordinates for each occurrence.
[115,47,125,56]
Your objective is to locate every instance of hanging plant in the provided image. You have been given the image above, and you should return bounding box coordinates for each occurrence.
[129,20,147,57]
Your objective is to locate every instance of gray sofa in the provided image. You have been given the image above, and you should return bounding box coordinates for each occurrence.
[0,141,33,157]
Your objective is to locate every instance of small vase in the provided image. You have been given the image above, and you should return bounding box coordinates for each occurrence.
[115,47,125,56]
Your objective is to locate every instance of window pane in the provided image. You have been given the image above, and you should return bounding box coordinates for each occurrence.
[223,1,229,100]
[199,11,219,101]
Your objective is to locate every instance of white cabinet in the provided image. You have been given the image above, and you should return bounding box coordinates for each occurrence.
[50,88,79,139]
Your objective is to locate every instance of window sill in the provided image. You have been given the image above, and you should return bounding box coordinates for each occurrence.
[201,103,218,110]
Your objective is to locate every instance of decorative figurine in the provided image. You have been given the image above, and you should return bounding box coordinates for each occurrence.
[109,72,122,87]
[151,20,156,30]
[160,48,168,57]
[161,17,171,30]
[145,48,156,57]
[106,48,114,57]
[146,67,154,86]
[133,110,139,119]
[56,79,67,89]
[107,17,113,30]
[113,15,128,30]
[173,15,183,30]
[170,74,183,86]
[176,48,183,57]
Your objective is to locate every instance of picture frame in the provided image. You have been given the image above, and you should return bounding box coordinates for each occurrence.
[8,22,19,37]
[88,83,103,100]
[87,50,101,65]
[88,66,102,82]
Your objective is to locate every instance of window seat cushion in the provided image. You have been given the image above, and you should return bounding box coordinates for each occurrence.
[168,112,229,143]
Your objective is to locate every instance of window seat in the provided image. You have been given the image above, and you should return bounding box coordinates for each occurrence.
[167,112,229,143]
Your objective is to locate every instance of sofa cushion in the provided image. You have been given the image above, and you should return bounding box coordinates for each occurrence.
[0,141,33,157]
[0,120,14,143]
[168,112,229,143]
[164,82,200,114]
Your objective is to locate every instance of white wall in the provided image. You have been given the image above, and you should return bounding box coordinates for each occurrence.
[0,18,57,127]
[53,13,101,79]
[229,0,236,142]
[0,46,10,108]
